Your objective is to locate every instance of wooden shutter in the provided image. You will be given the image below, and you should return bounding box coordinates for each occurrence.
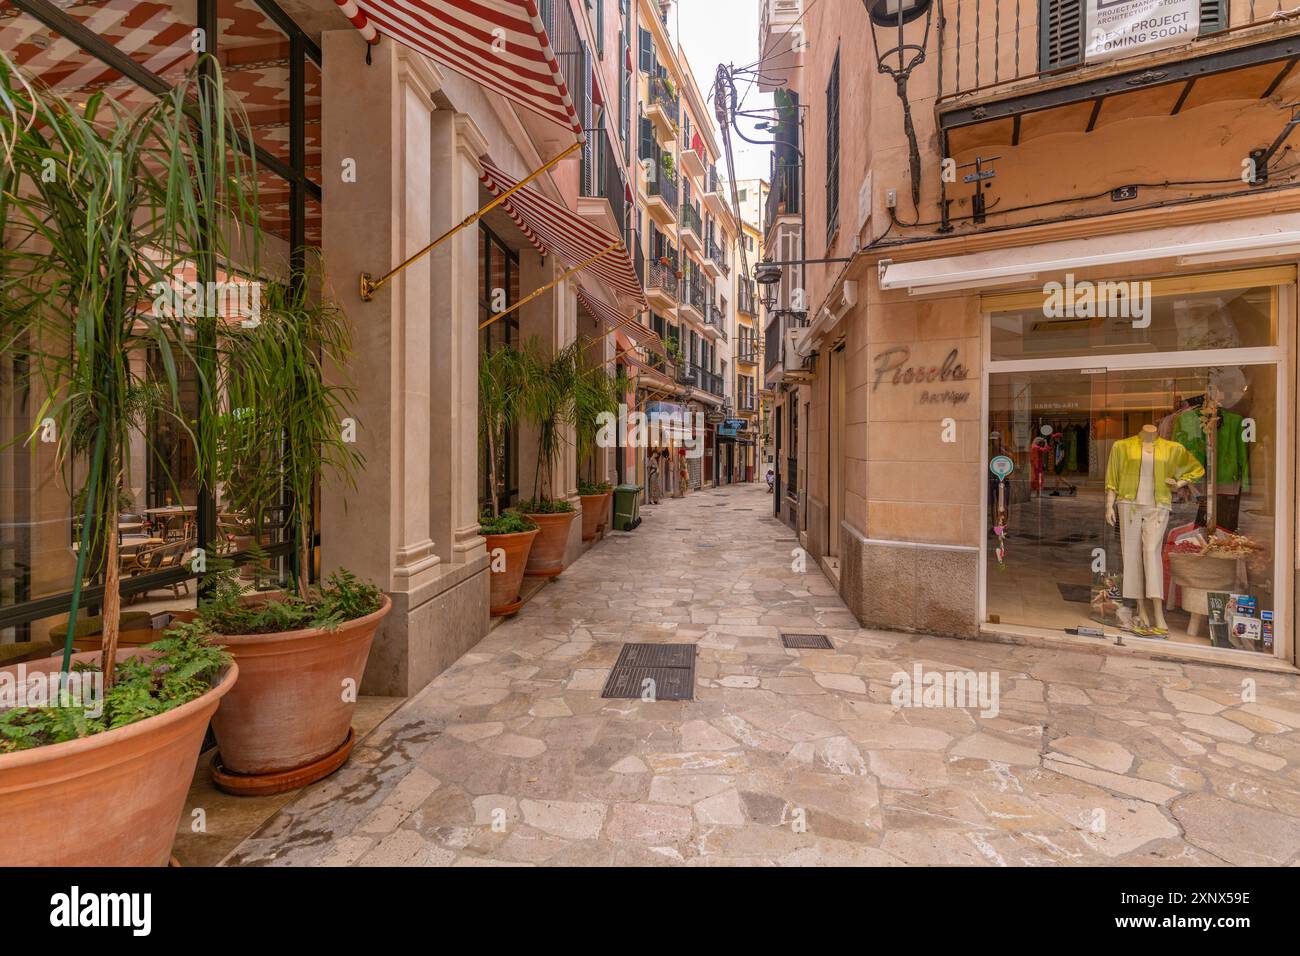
[825,49,840,242]
[639,113,654,161]
[638,27,653,73]
[1199,0,1227,34]
[1039,0,1085,71]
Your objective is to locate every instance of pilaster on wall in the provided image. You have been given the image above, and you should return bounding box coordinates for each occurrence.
[321,31,488,696]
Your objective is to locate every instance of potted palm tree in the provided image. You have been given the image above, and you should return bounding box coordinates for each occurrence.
[575,364,622,542]
[478,345,538,615]
[515,338,582,577]
[0,55,245,864]
[203,260,390,795]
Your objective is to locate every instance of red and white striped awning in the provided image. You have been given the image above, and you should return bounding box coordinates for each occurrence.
[334,0,582,136]
[575,286,662,354]
[479,159,647,311]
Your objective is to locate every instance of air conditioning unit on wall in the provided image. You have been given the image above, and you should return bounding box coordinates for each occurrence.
[782,327,814,382]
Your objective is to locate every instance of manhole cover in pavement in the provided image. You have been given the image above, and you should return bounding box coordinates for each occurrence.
[780,632,834,650]
[602,643,696,700]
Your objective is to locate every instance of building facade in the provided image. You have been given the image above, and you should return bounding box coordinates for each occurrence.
[759,0,1299,669]
[0,0,673,697]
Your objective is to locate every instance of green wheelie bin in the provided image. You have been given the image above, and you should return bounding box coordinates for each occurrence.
[613,484,642,531]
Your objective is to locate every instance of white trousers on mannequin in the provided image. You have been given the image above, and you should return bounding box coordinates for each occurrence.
[1118,500,1170,600]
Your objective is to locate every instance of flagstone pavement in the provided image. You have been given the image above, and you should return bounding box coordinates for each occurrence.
[226,481,1300,867]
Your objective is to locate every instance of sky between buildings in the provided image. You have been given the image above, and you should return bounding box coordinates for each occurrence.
[669,0,774,186]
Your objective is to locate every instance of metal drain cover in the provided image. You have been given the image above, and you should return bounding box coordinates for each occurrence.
[602,643,696,700]
[780,632,833,650]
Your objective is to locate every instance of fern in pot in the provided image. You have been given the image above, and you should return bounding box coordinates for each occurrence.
[0,55,249,865]
[202,260,390,795]
[478,345,538,615]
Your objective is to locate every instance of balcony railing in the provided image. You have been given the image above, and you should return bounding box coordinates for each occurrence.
[648,259,678,297]
[680,202,702,238]
[705,163,721,194]
[681,276,706,314]
[939,0,1280,103]
[699,368,724,397]
[704,236,722,265]
[737,281,757,315]
[739,394,756,412]
[708,302,728,341]
[648,168,678,211]
[765,159,801,233]
[581,130,626,238]
[736,335,758,363]
[675,361,698,388]
[649,74,679,124]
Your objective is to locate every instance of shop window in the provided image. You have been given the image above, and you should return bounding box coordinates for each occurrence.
[987,360,1280,654]
[987,269,1280,361]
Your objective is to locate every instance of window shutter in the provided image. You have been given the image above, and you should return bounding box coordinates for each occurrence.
[1039,0,1085,70]
[825,49,840,242]
[638,27,653,72]
[1199,0,1226,33]
[596,0,604,56]
[639,113,654,161]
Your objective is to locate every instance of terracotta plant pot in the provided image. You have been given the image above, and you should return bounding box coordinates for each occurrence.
[47,610,157,653]
[579,492,611,542]
[0,649,237,866]
[209,595,391,786]
[523,510,578,577]
[485,528,539,616]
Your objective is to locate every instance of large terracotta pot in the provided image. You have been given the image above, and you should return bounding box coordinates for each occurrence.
[209,595,391,782]
[524,510,578,578]
[485,528,539,616]
[579,492,611,542]
[0,649,237,866]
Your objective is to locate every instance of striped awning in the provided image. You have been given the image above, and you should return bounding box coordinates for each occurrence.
[334,1,582,136]
[479,159,647,311]
[575,287,662,354]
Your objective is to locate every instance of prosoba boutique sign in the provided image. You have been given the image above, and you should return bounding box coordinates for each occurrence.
[1085,0,1199,64]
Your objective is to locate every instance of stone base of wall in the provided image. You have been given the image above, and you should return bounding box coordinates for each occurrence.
[362,556,490,697]
[839,520,979,638]
[805,494,827,563]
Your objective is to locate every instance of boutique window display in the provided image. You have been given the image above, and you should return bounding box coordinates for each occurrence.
[983,269,1287,657]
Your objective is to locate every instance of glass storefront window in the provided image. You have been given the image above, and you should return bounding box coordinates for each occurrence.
[987,356,1281,654]
[989,271,1279,361]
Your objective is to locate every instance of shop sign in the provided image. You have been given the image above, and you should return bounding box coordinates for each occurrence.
[871,346,973,405]
[1085,0,1198,64]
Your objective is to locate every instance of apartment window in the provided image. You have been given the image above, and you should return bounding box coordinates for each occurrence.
[638,26,653,72]
[825,46,841,244]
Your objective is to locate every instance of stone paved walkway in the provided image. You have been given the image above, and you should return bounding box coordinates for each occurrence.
[228,481,1300,866]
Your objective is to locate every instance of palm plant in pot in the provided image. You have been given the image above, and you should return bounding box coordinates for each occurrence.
[574,363,623,542]
[204,260,390,795]
[0,55,247,865]
[479,344,538,615]
[515,337,582,577]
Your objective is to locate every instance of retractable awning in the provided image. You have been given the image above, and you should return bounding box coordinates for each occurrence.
[575,287,662,354]
[480,159,647,309]
[878,211,1300,295]
[334,0,582,136]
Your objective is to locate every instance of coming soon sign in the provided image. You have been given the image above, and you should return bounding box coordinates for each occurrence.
[1085,0,1200,64]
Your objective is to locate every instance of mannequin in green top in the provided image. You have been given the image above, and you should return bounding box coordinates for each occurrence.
[1105,426,1205,635]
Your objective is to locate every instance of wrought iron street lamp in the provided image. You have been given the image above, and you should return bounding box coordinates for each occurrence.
[863,0,933,210]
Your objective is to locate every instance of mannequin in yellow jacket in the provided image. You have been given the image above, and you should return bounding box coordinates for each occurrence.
[1105,425,1205,634]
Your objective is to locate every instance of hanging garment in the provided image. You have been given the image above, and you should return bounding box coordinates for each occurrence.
[1030,438,1050,492]
[1051,432,1068,475]
[1171,409,1249,492]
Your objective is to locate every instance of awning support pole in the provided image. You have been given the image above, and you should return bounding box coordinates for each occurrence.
[478,241,621,331]
[360,140,582,302]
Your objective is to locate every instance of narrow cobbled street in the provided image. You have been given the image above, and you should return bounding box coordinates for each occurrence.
[227,482,1300,867]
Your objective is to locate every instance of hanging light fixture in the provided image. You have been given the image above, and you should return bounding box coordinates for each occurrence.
[862,0,933,209]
